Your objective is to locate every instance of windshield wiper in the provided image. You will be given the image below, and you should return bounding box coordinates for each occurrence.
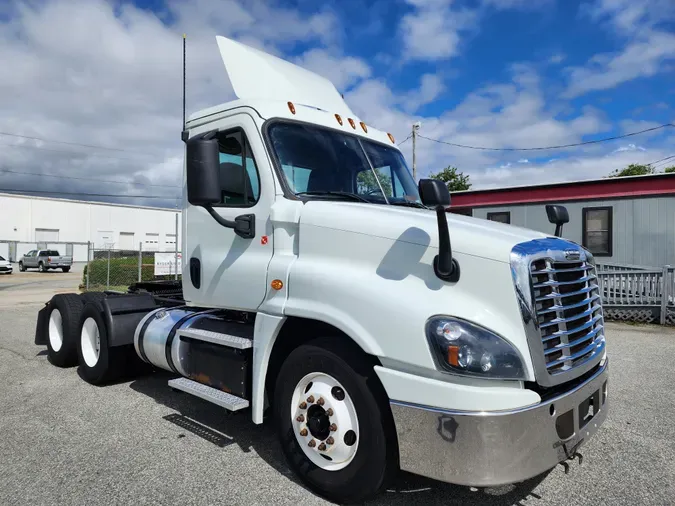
[389,201,427,209]
[296,191,370,203]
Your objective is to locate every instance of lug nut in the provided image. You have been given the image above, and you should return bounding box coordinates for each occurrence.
[299,402,307,409]
[326,437,334,445]
[307,395,315,403]
[326,408,334,416]
[296,415,305,422]
[308,439,316,448]
[299,428,308,437]
[318,443,327,451]
[329,423,337,432]
[317,397,325,406]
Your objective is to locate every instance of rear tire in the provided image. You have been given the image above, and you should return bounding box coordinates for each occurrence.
[38,262,46,272]
[77,303,127,384]
[274,338,397,504]
[62,267,71,273]
[46,294,85,367]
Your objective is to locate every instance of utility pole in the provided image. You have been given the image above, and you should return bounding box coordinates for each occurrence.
[412,122,421,181]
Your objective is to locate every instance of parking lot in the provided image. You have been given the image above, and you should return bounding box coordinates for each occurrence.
[1,281,674,505]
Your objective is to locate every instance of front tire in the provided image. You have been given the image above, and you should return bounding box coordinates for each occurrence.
[274,338,397,504]
[46,294,85,367]
[77,303,126,384]
[19,262,25,272]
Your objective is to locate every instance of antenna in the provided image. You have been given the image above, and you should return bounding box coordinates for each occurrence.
[181,34,188,142]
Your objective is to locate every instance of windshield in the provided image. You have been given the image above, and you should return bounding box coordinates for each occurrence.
[268,122,421,204]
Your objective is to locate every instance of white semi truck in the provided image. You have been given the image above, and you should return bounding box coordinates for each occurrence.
[34,36,608,503]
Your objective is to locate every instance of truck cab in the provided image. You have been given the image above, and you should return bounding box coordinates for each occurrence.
[35,36,608,504]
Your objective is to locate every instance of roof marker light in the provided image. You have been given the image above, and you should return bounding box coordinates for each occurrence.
[387,133,395,144]
[360,122,368,133]
[348,118,356,129]
[288,102,296,114]
[335,114,343,125]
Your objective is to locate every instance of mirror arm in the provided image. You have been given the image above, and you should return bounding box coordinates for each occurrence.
[555,224,563,237]
[204,205,256,239]
[433,206,460,282]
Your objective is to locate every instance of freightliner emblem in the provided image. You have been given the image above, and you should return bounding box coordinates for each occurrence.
[564,249,581,261]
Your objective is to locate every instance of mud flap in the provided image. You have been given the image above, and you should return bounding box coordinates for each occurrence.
[34,302,50,346]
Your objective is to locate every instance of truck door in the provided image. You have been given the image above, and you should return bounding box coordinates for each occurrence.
[183,113,275,311]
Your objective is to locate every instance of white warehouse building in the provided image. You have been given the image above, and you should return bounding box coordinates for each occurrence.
[0,193,181,262]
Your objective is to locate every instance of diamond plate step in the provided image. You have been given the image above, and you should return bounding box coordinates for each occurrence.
[168,378,250,411]
[178,328,252,349]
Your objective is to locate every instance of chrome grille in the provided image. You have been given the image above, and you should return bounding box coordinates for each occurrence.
[530,259,605,375]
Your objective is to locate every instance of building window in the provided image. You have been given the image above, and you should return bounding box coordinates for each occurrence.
[487,212,510,224]
[583,207,613,256]
[451,208,473,217]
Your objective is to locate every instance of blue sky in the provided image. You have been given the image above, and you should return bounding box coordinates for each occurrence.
[0,0,674,205]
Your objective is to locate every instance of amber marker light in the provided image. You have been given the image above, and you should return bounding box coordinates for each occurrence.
[271,279,284,290]
[447,345,460,367]
[348,118,356,129]
[288,102,296,114]
[387,133,395,143]
[360,121,368,133]
[335,113,343,125]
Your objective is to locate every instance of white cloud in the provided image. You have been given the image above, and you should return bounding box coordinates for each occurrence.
[563,30,675,97]
[582,0,675,35]
[293,49,371,92]
[548,53,566,64]
[613,143,646,153]
[518,158,529,163]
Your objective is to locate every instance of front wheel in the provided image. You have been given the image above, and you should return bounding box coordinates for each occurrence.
[19,262,25,272]
[274,338,398,503]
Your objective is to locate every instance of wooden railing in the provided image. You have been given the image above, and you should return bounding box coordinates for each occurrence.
[596,263,674,324]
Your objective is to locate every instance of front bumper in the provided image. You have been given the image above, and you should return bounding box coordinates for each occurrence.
[390,360,608,487]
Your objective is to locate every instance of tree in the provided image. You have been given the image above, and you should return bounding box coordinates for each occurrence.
[356,168,393,196]
[664,166,675,173]
[428,166,472,191]
[608,163,654,178]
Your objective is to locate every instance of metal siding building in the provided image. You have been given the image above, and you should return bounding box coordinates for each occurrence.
[451,173,675,268]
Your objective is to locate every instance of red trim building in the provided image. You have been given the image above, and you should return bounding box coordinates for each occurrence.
[449,173,675,267]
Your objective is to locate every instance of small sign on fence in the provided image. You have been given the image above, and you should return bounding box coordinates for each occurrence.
[154,252,182,276]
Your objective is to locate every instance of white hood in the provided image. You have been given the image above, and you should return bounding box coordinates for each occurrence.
[216,36,356,118]
[299,201,548,263]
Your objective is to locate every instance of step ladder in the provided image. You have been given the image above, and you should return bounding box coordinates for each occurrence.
[168,377,250,411]
[177,327,252,349]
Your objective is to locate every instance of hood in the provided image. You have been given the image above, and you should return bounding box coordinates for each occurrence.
[299,201,548,263]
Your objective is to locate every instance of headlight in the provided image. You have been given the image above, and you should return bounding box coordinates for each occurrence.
[425,316,525,380]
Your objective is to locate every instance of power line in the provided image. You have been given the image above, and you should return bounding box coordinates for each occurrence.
[0,141,158,163]
[418,123,675,152]
[398,134,412,146]
[0,168,180,189]
[0,188,178,199]
[649,155,675,168]
[0,131,157,156]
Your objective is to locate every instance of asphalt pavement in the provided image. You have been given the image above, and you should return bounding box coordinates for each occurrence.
[0,283,674,505]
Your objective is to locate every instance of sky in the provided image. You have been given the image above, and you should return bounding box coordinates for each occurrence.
[0,0,674,207]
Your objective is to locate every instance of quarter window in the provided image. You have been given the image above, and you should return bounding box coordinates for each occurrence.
[583,207,612,256]
[217,130,260,207]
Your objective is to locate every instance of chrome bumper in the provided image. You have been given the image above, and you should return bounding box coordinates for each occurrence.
[390,361,608,487]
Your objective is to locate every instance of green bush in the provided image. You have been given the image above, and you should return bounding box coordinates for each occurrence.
[82,255,178,289]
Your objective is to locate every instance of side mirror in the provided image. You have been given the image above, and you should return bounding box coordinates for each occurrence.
[185,131,255,239]
[418,179,459,282]
[545,205,569,237]
[419,178,451,208]
[186,132,221,206]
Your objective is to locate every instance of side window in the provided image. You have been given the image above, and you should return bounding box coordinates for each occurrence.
[26,250,35,257]
[216,130,260,207]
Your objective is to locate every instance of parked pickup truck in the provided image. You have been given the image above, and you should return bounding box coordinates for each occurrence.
[20,250,72,272]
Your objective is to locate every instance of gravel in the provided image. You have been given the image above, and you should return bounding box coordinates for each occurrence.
[1,299,674,505]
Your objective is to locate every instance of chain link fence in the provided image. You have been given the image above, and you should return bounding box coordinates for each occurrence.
[83,244,181,292]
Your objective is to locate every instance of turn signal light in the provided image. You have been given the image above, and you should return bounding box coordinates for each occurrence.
[271,279,284,290]
[348,118,356,129]
[387,132,395,143]
[360,121,367,133]
[447,345,460,367]
[288,102,296,114]
[335,113,343,125]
